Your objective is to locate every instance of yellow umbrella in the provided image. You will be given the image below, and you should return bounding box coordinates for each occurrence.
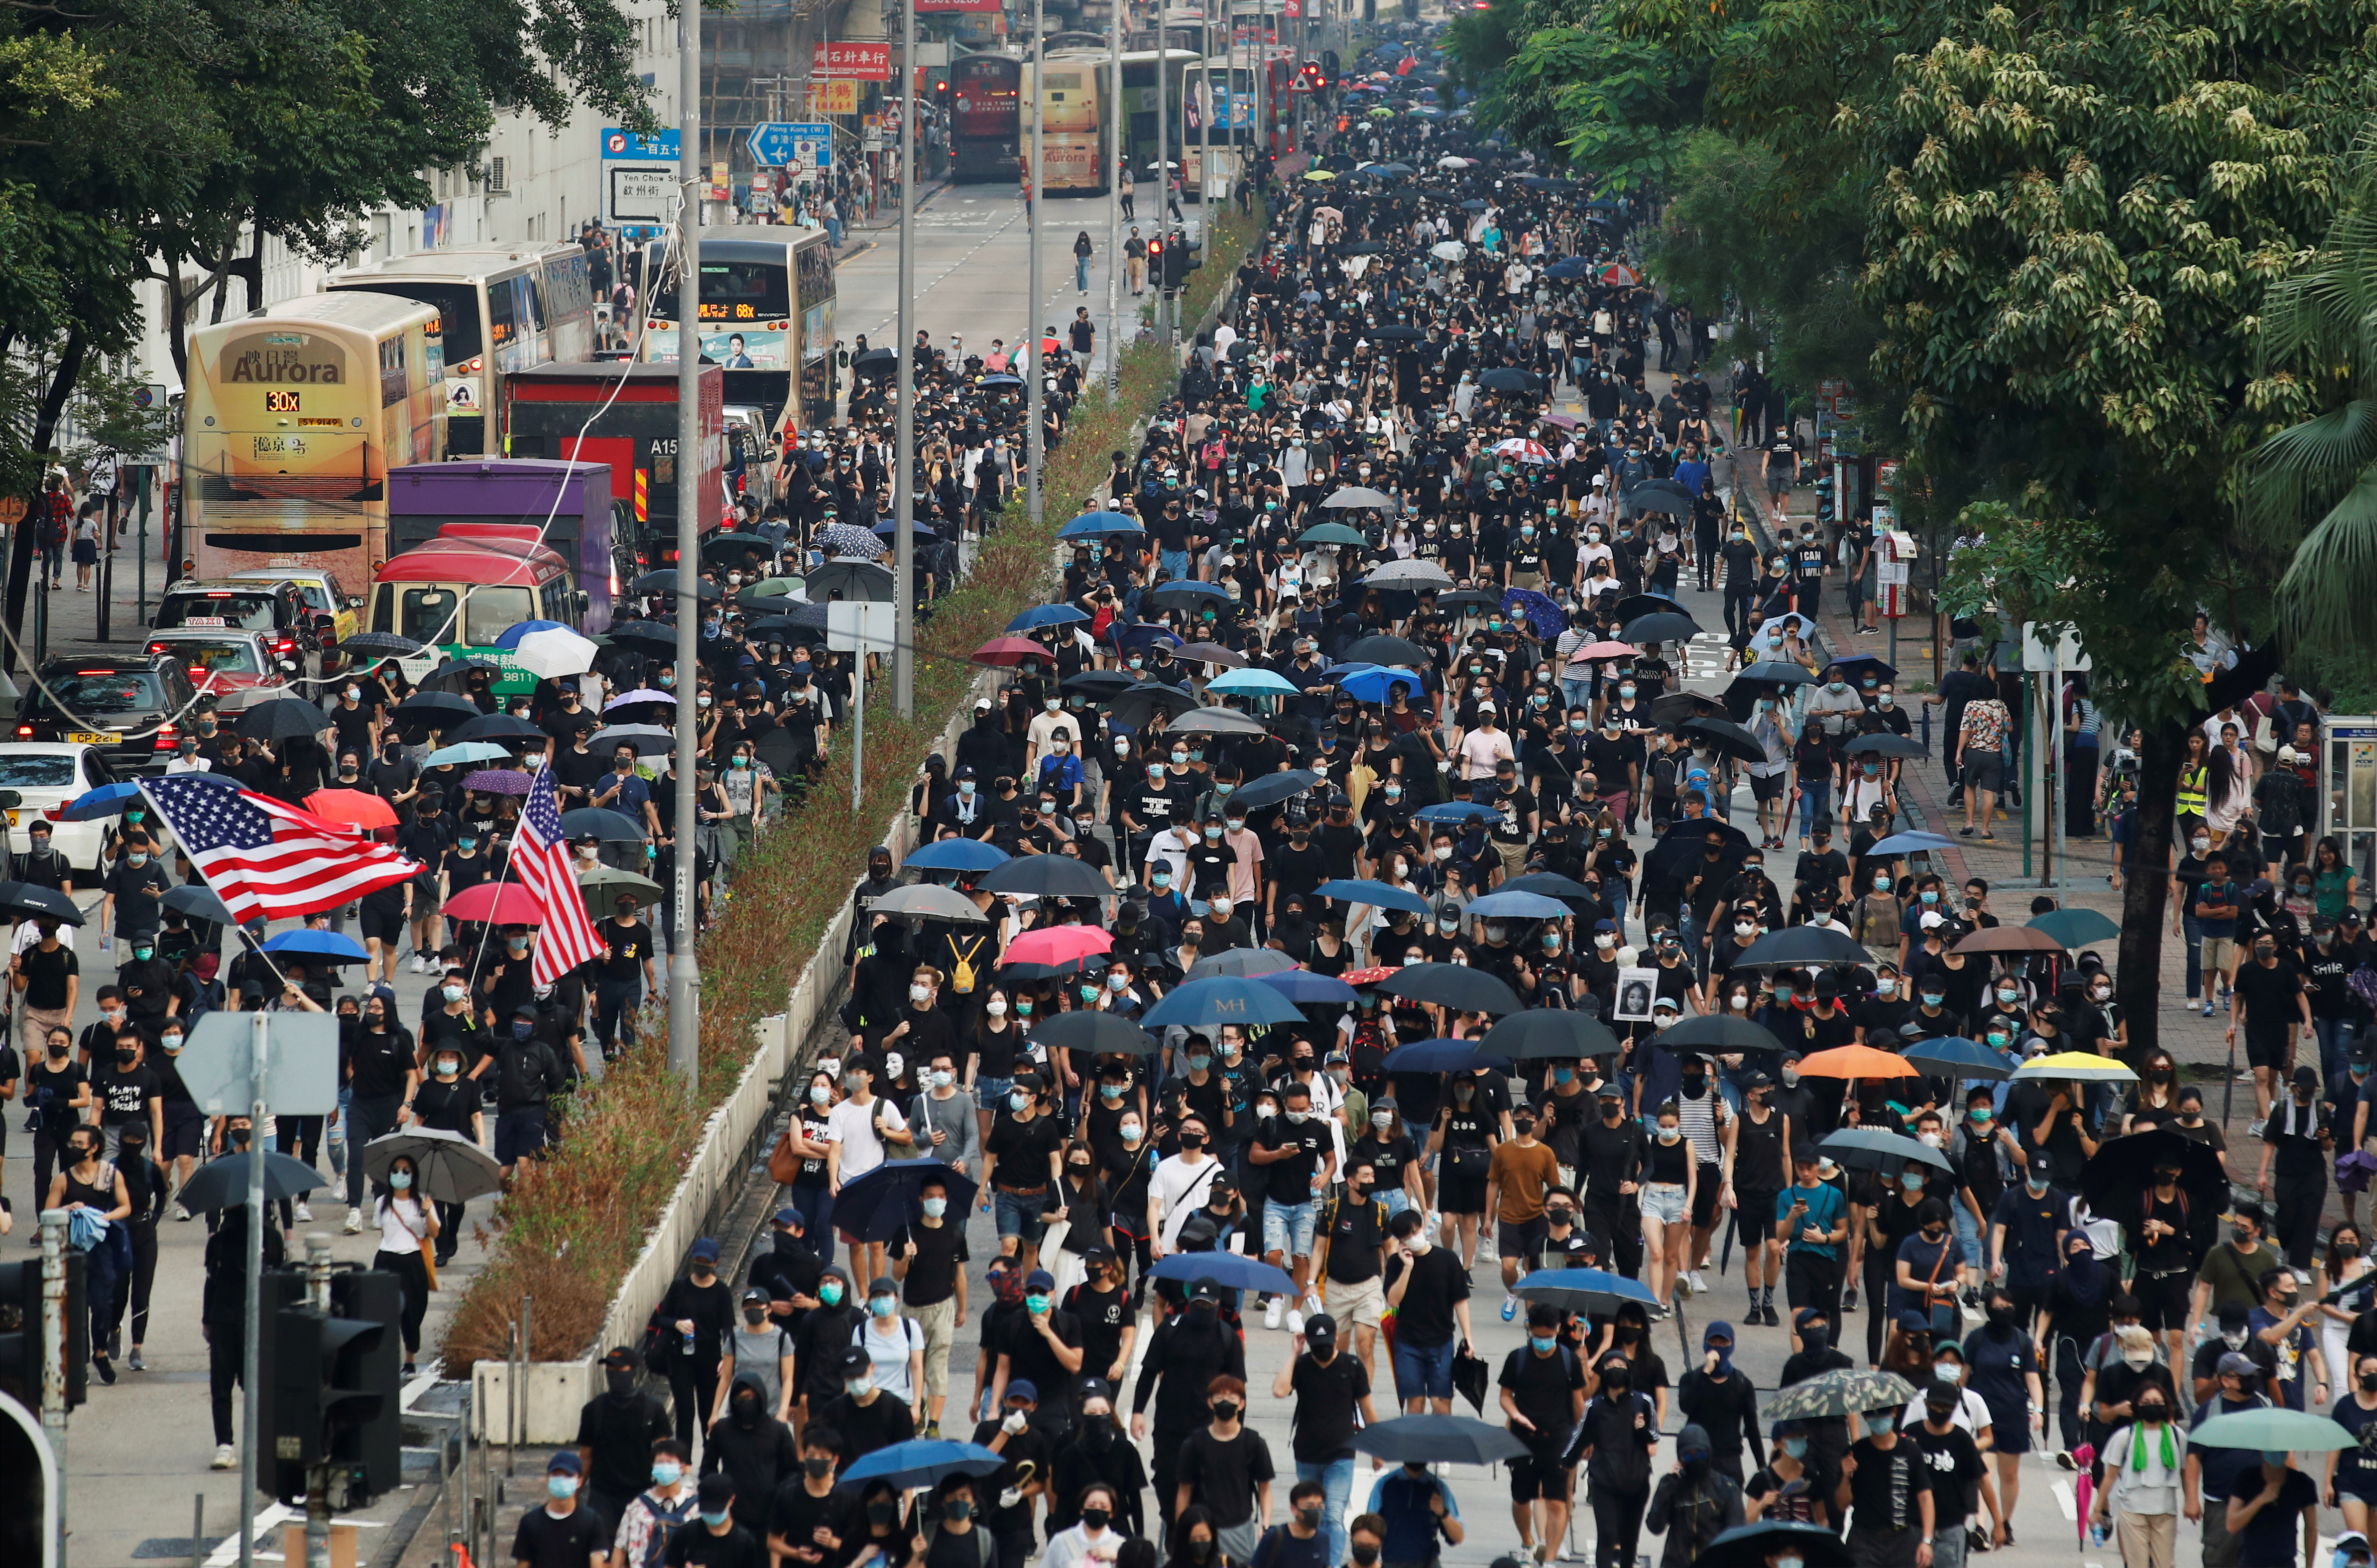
[1303,169,1336,182]
[2011,1050,2136,1083]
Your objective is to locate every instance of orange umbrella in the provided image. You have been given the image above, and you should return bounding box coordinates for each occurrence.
[1794,1044,1919,1079]
[305,788,397,830]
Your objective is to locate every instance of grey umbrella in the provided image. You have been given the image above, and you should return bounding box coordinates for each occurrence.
[361,1128,504,1205]
[869,884,988,921]
[1322,486,1400,512]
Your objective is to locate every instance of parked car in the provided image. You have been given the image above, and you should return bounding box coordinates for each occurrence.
[0,742,118,876]
[12,654,201,775]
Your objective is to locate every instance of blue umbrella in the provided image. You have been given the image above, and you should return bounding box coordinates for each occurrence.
[60,782,146,821]
[1899,1036,2018,1081]
[1256,969,1362,1006]
[1868,832,1958,855]
[1059,511,1146,538]
[491,619,572,649]
[1336,665,1428,704]
[1140,977,1307,1029]
[1544,259,1591,280]
[903,839,1011,873]
[842,1440,1009,1489]
[1380,1039,1512,1074]
[1513,1266,1662,1316]
[424,741,516,768]
[979,373,1024,386]
[831,1158,982,1244]
[1415,802,1499,827]
[1148,1250,1298,1297]
[1110,623,1186,655]
[1009,603,1091,631]
[1815,1127,1952,1175]
[1313,878,1430,915]
[1500,588,1566,640]
[1463,889,1571,920]
[261,930,370,962]
[1207,668,1297,697]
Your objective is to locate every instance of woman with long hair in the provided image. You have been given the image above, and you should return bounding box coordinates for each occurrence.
[1426,1072,1498,1267]
[2123,1051,2183,1133]
[2324,1225,2374,1402]
[1638,1100,1696,1314]
[2175,730,2212,845]
[1351,1099,1424,1221]
[2314,834,2362,923]
[371,1152,439,1375]
[965,985,1026,1151]
[783,1069,840,1261]
[2206,719,2254,847]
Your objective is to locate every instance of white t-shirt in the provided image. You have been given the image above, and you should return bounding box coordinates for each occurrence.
[829,1095,907,1182]
[1150,1153,1225,1247]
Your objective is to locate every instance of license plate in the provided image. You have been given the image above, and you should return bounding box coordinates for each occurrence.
[66,731,120,745]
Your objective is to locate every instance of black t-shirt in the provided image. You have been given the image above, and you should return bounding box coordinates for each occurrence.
[1844,1437,1930,1532]
[1498,1344,1585,1444]
[996,1307,1083,1397]
[986,1111,1064,1191]
[1383,1247,1469,1346]
[1256,1113,1329,1207]
[767,1482,858,1568]
[892,1218,967,1308]
[665,1524,770,1568]
[1178,1425,1275,1526]
[2234,959,2304,1038]
[810,1390,915,1457]
[1912,1420,1986,1520]
[1321,1194,1388,1284]
[511,1506,613,1568]
[91,1060,160,1127]
[17,942,76,1010]
[598,919,655,984]
[1288,1351,1370,1462]
[1062,1280,1132,1382]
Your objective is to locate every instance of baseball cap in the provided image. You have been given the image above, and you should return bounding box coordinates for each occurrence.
[1005,1378,1040,1403]
[690,1237,720,1263]
[549,1450,584,1474]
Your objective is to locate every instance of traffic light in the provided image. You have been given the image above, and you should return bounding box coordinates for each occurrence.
[267,1267,402,1505]
[1163,231,1190,288]
[0,1251,87,1412]
[1297,60,1326,94]
[1146,233,1167,288]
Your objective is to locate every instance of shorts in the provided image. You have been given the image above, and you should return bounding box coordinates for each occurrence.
[1510,571,1544,591]
[1750,771,1784,803]
[1961,749,2005,794]
[2246,1030,2295,1072]
[1767,475,1793,498]
[975,1075,1013,1112]
[1510,1446,1574,1502]
[1498,1215,1549,1261]
[359,903,406,944]
[1440,1174,1488,1215]
[1691,1165,1723,1228]
[1392,1334,1458,1402]
[1735,1192,1781,1245]
[2200,936,2238,982]
[1263,1197,1318,1258]
[414,885,443,923]
[1322,1272,1386,1330]
[494,1106,550,1164]
[2134,1268,2191,1331]
[1640,1183,1687,1225]
[162,1103,207,1162]
[994,1187,1050,1243]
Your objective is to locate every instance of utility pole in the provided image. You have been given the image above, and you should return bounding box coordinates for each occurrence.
[893,0,917,718]
[1105,0,1123,405]
[303,1233,334,1568]
[1199,0,1212,209]
[1027,0,1044,527]
[669,0,702,1086]
[238,1015,267,1568]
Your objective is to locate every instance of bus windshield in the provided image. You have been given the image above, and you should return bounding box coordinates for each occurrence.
[355,281,483,364]
[378,585,535,646]
[651,261,793,324]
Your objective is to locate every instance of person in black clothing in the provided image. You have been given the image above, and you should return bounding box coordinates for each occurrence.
[1577,1086,1648,1279]
[1912,1381,1988,1562]
[992,1265,1084,1438]
[1499,1304,1586,1562]
[488,1003,569,1178]
[1049,1377,1149,1538]
[1567,1351,1659,1568]
[763,1425,856,1568]
[1676,1321,1762,1484]
[579,1346,677,1533]
[1646,1422,1745,1568]
[812,1344,918,1456]
[513,1452,612,1568]
[342,985,415,1220]
[971,1379,1054,1568]
[666,1472,769,1567]
[1269,1314,1375,1566]
[1780,1306,1857,1518]
[107,1123,166,1368]
[201,1161,286,1462]
[702,1375,800,1538]
[1836,1404,1932,1567]
[1132,1279,1249,1535]
[660,1237,738,1449]
[791,1263,857,1428]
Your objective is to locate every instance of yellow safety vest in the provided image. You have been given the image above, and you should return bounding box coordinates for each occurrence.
[2176,764,2208,816]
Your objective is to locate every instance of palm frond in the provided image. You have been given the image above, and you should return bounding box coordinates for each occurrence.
[2278,465,2377,654]
[2245,400,2377,538]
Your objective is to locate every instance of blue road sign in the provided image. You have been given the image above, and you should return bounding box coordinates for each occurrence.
[602,126,681,160]
[750,122,833,169]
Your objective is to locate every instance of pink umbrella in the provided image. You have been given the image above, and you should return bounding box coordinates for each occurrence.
[971,636,1048,668]
[1569,640,1638,660]
[2072,1441,2098,1542]
[1491,438,1552,464]
[1005,926,1114,967]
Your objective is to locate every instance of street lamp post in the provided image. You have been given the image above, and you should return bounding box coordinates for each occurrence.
[894,0,918,718]
[1027,0,1045,527]
[668,0,702,1084]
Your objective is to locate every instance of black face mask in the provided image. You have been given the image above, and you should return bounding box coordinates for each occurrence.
[606,1369,638,1401]
[1599,1367,1630,1393]
[1799,1325,1829,1352]
[803,1456,834,1479]
[1351,1549,1381,1567]
[866,1500,899,1526]
[731,1394,761,1425]
[1986,1305,2015,1328]
[1080,1508,1112,1532]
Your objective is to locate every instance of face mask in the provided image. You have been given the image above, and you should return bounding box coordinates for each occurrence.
[1865,1413,1896,1437]
[549,1475,580,1499]
[652,1462,683,1487]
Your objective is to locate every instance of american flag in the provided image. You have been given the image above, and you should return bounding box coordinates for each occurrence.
[515,765,605,985]
[138,774,420,924]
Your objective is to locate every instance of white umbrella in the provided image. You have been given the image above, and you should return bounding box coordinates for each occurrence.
[360,1127,503,1205]
[1430,241,1467,262]
[1364,559,1456,589]
[1436,155,1470,170]
[510,625,597,680]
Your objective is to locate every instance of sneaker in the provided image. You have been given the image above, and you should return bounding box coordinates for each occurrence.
[1502,1294,1519,1322]
[926,1421,941,1440]
[2202,1000,2216,1017]
[212,1444,237,1471]
[342,1210,364,1235]
[2248,1118,2267,1139]
[173,1203,191,1223]
[2055,1450,2078,1471]
[1761,1303,1781,1327]
[411,953,428,975]
[1263,1297,1284,1330]
[1842,1287,1859,1312]
[128,1349,146,1371]
[293,1200,312,1222]
[1688,1271,1710,1295]
[1285,1307,1305,1336]
[92,1356,114,1385]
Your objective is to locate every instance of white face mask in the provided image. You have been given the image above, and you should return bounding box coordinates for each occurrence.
[987,999,1009,1016]
[909,984,932,1005]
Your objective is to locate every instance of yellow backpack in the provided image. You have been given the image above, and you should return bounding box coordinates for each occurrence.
[950,937,985,995]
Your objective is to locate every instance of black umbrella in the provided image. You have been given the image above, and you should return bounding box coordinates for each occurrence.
[1061,670,1138,699]
[1739,660,1819,686]
[450,713,547,744]
[1229,769,1323,809]
[1612,593,1688,625]
[1497,871,1598,902]
[851,347,898,373]
[560,808,649,843]
[1368,325,1426,341]
[414,657,504,694]
[237,697,331,743]
[394,692,481,723]
[0,881,83,925]
[1644,826,1748,889]
[1341,634,1430,666]
[2079,1129,2229,1261]
[806,560,898,603]
[603,620,680,653]
[749,607,831,638]
[630,569,722,602]
[1146,581,1232,612]
[1678,716,1766,765]
[1845,733,1926,759]
[1694,1523,1853,1568]
[340,632,426,659]
[177,1150,328,1210]
[1479,368,1541,394]
[1731,925,1870,968]
[1659,1014,1785,1056]
[162,884,238,925]
[1350,1414,1528,1465]
[1619,610,1702,645]
[1029,1011,1160,1056]
[1106,681,1200,728]
[1374,962,1524,1015]
[1624,488,1691,516]
[978,856,1112,899]
[1481,1010,1623,1060]
[1436,589,1501,614]
[700,532,775,564]
[1648,690,1722,727]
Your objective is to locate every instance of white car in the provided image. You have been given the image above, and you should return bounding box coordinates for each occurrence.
[0,743,120,877]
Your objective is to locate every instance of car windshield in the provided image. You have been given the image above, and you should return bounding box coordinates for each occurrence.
[158,593,276,632]
[154,638,262,675]
[35,672,163,715]
[0,754,80,788]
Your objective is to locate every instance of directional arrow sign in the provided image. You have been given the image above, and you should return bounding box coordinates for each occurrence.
[749,122,802,166]
[749,121,832,169]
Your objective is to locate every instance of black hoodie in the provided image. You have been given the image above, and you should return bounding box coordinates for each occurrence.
[701,1376,799,1531]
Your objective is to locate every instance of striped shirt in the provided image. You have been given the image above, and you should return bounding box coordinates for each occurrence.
[1676,1082,1730,1166]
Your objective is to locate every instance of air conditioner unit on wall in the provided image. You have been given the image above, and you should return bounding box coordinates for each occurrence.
[486,157,512,196]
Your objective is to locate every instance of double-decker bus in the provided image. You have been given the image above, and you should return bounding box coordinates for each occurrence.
[951,52,1023,182]
[636,228,838,445]
[501,362,725,571]
[182,292,447,603]
[329,244,597,456]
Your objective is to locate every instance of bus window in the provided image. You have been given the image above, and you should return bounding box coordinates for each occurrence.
[364,283,482,364]
[538,576,576,625]
[461,587,534,645]
[653,262,793,323]
[489,281,522,363]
